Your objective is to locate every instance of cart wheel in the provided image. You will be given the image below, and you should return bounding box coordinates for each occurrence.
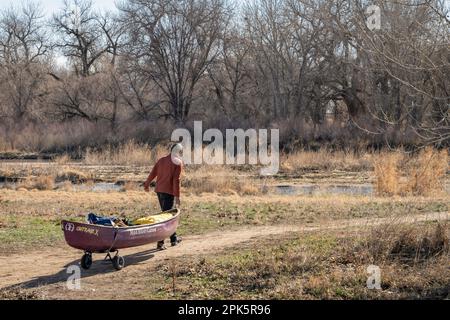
[81,253,92,270]
[112,255,125,270]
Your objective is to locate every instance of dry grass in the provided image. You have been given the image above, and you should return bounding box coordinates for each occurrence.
[58,180,74,191]
[84,140,155,166]
[0,286,44,300]
[0,167,14,179]
[152,144,169,163]
[0,136,11,152]
[53,154,71,165]
[1,163,93,188]
[55,167,90,183]
[183,166,260,195]
[345,222,449,264]
[16,175,55,191]
[160,222,449,299]
[281,149,373,172]
[34,175,55,190]
[406,148,448,196]
[1,145,447,198]
[81,142,376,172]
[373,148,448,196]
[373,152,403,196]
[123,181,140,191]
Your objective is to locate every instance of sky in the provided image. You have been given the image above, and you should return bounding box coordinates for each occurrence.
[0,0,120,67]
[0,0,119,16]
[1,0,448,17]
[0,0,245,68]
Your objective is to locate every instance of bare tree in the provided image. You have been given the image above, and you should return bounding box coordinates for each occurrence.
[347,0,450,145]
[51,1,126,126]
[121,0,230,123]
[0,0,447,149]
[114,57,165,120]
[207,23,253,120]
[0,1,49,121]
[97,12,126,129]
[52,0,108,76]
[243,0,297,119]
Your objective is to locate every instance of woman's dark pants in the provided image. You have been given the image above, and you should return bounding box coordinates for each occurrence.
[156,192,178,245]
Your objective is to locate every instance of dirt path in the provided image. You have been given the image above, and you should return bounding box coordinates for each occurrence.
[0,211,448,299]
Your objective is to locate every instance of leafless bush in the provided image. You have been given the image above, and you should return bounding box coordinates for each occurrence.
[352,223,449,264]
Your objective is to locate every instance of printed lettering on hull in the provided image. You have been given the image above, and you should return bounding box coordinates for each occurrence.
[128,226,158,237]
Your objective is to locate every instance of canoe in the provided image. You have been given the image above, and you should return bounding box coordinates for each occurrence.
[61,208,180,270]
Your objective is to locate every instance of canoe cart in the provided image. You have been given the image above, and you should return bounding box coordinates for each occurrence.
[61,209,180,270]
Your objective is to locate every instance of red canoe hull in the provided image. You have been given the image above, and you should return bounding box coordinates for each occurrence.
[61,210,180,252]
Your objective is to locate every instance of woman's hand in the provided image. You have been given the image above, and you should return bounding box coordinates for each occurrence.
[175,197,181,207]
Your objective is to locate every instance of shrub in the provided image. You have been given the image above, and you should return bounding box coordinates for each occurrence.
[373,152,402,196]
[406,147,448,196]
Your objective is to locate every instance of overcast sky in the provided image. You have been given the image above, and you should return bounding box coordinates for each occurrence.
[0,0,119,16]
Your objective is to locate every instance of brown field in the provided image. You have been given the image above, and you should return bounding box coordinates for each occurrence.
[0,148,449,299]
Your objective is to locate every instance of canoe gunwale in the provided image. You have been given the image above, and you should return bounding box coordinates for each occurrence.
[62,208,180,231]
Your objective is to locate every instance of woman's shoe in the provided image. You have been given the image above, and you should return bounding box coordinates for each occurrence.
[171,236,182,246]
[157,241,167,250]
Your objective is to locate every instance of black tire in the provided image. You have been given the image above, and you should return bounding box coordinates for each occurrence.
[81,253,92,269]
[112,255,125,270]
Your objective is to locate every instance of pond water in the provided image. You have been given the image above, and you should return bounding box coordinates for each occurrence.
[78,182,123,192]
[270,184,374,196]
[1,181,449,196]
[0,181,124,192]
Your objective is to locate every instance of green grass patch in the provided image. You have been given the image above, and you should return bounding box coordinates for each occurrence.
[0,216,63,253]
